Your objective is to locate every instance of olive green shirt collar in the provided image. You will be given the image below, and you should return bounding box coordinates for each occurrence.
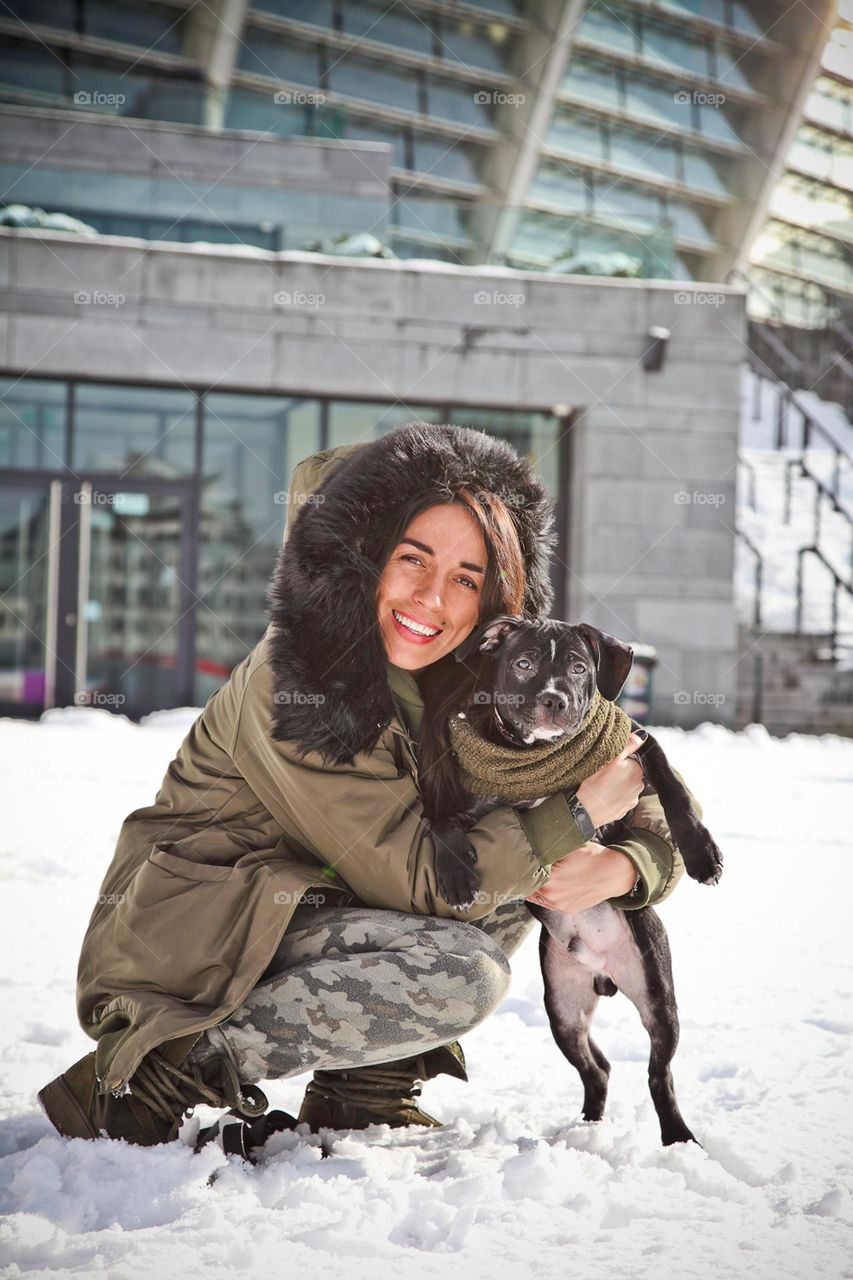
[386,662,424,736]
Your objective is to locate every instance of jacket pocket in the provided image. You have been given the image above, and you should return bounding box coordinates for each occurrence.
[147,844,247,882]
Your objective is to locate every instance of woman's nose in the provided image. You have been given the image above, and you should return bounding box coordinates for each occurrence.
[412,571,443,612]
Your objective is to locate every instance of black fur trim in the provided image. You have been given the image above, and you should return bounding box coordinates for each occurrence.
[265,422,556,764]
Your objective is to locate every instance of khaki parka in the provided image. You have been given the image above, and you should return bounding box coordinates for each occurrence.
[77,441,693,1093]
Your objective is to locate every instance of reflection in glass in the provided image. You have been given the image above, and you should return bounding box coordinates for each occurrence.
[197,394,321,703]
[0,378,66,470]
[0,484,52,706]
[73,384,196,476]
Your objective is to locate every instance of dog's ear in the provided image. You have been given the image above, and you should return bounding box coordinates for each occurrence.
[454,614,522,662]
[575,624,634,701]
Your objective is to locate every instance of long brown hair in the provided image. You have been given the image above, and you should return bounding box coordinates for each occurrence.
[377,487,527,819]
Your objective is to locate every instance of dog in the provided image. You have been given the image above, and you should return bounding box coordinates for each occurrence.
[425,616,723,1146]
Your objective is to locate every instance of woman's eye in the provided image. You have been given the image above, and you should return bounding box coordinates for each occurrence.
[458,577,478,591]
[401,554,423,566]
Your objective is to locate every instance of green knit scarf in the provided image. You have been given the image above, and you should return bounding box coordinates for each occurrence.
[447,688,633,803]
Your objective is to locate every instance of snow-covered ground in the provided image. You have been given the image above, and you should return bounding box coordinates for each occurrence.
[0,708,851,1280]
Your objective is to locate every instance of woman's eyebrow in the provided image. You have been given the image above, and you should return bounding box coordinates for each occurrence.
[400,537,485,574]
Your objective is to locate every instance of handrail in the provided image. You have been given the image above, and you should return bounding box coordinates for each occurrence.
[734,525,763,629]
[795,545,853,658]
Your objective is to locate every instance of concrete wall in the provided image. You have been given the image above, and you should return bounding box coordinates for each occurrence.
[0,227,745,726]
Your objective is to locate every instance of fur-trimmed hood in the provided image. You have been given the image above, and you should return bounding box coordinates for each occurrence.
[265,423,556,764]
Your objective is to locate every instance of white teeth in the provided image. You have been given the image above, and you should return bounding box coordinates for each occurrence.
[393,610,440,637]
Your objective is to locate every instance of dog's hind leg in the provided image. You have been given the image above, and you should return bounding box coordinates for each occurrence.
[605,908,696,1146]
[538,925,611,1122]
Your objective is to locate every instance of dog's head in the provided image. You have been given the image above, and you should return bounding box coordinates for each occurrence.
[456,615,634,743]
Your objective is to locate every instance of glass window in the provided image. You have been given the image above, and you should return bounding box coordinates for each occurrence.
[67,61,203,124]
[83,2,185,54]
[511,209,581,264]
[642,21,710,78]
[806,83,851,134]
[609,126,679,181]
[458,0,520,15]
[413,135,481,185]
[0,41,68,98]
[626,76,686,127]
[328,56,419,111]
[546,111,604,162]
[237,34,320,85]
[529,163,590,211]
[253,0,333,23]
[427,79,494,128]
[346,118,409,168]
[714,44,759,93]
[659,0,726,22]
[392,196,472,241]
[697,101,744,144]
[578,3,636,54]
[682,146,731,196]
[196,393,321,702]
[5,0,74,26]
[0,378,66,470]
[729,2,763,37]
[441,18,510,74]
[328,402,443,450]
[341,1,433,55]
[561,55,620,108]
[592,181,662,225]
[668,200,717,247]
[73,385,196,476]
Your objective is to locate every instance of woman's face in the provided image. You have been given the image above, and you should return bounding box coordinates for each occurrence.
[376,502,487,671]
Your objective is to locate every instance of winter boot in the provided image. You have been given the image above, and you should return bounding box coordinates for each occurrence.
[297,1040,468,1132]
[38,1029,268,1147]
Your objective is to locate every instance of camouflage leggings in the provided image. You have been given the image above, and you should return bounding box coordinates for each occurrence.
[208,897,537,1084]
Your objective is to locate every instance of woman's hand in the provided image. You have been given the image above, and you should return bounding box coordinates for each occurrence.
[575,731,646,827]
[525,842,638,912]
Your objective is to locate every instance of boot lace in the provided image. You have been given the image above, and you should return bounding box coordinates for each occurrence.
[129,1049,267,1125]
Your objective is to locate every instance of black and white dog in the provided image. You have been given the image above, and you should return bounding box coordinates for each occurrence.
[427,616,723,1146]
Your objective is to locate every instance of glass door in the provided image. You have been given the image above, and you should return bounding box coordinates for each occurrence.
[69,477,196,716]
[0,475,62,714]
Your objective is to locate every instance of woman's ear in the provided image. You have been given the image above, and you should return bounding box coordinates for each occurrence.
[575,623,634,701]
[454,614,522,662]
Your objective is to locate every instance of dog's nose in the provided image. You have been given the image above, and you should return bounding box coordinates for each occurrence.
[539,690,568,715]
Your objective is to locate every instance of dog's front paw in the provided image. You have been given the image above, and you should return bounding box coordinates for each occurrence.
[683,833,724,885]
[434,843,480,910]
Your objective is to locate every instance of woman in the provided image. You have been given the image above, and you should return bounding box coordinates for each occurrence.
[39,423,692,1154]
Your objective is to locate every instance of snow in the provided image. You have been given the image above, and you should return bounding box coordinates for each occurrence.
[1,709,851,1279]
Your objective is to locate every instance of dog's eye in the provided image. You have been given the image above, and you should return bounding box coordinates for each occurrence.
[515,658,531,670]
[572,663,587,675]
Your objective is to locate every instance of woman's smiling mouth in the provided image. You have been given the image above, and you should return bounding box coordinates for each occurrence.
[391,609,444,643]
